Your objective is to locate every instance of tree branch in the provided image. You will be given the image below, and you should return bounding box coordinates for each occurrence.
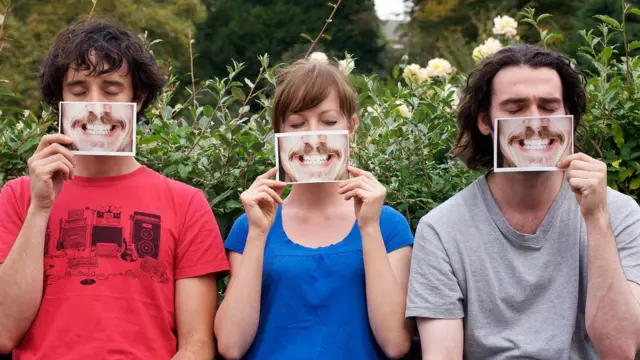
[188,23,197,115]
[0,5,11,52]
[236,66,264,120]
[305,0,343,58]
[88,0,98,20]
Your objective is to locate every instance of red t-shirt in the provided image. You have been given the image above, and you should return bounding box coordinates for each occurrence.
[0,166,229,359]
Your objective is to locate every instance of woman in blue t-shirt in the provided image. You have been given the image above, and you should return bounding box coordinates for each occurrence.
[214,59,415,359]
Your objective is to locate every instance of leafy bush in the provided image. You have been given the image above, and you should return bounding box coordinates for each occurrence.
[1,4,640,243]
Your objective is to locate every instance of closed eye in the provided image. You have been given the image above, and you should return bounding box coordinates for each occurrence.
[323,120,338,126]
[290,122,304,129]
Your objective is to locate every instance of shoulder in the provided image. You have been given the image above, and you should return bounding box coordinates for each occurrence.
[606,187,640,225]
[143,168,206,206]
[0,176,30,201]
[224,213,250,253]
[418,178,481,229]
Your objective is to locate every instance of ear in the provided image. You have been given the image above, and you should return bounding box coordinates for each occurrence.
[477,112,492,136]
[348,114,358,137]
[134,92,148,111]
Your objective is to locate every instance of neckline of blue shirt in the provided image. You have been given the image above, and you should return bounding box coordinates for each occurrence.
[274,205,360,253]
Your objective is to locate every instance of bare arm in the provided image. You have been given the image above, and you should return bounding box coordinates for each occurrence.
[0,134,75,353]
[417,318,463,360]
[214,234,266,360]
[584,215,640,359]
[0,208,49,353]
[361,225,414,359]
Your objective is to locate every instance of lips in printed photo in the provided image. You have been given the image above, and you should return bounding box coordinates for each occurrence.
[60,102,136,155]
[496,115,573,170]
[276,131,349,183]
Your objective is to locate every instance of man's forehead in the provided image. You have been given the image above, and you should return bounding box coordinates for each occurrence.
[65,59,130,81]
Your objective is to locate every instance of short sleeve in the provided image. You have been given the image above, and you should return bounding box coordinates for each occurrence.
[175,190,230,279]
[406,218,464,319]
[608,190,640,285]
[224,214,249,254]
[0,178,30,263]
[380,206,414,253]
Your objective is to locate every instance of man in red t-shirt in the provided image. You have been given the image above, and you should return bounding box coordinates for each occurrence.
[0,19,229,359]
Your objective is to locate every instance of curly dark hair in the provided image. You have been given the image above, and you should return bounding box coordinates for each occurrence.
[453,44,587,170]
[38,18,165,113]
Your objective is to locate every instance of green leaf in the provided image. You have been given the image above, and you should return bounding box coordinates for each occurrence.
[231,88,247,101]
[17,138,38,155]
[138,135,163,145]
[300,33,313,42]
[612,159,621,168]
[162,106,172,120]
[601,47,613,62]
[629,40,640,51]
[244,78,255,88]
[627,8,640,16]
[630,177,640,190]
[199,116,210,130]
[178,164,191,179]
[536,14,552,22]
[203,105,214,118]
[0,88,14,97]
[545,33,564,43]
[594,15,621,29]
[611,123,625,148]
[322,34,332,40]
[520,18,538,27]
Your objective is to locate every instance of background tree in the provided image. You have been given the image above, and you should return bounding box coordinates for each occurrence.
[0,0,204,112]
[192,0,385,81]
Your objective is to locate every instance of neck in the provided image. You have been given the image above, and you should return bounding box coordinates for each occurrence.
[285,182,349,210]
[74,156,141,178]
[487,171,564,212]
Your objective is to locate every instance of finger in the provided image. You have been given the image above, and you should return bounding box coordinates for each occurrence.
[256,167,278,180]
[35,134,74,153]
[253,178,287,190]
[31,143,77,168]
[348,166,375,180]
[557,152,596,168]
[38,161,71,182]
[257,185,284,204]
[567,169,595,181]
[338,179,364,195]
[255,192,275,207]
[568,177,591,191]
[34,154,75,178]
[343,188,366,201]
[339,176,363,188]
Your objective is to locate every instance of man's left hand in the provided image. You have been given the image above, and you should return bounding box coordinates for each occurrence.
[558,152,608,220]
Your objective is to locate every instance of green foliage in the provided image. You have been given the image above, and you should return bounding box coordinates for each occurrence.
[193,0,385,82]
[0,0,204,111]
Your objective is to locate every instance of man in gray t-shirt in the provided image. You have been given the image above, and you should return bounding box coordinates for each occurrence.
[406,44,640,359]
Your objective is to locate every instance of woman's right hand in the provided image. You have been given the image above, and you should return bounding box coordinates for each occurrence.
[240,167,287,234]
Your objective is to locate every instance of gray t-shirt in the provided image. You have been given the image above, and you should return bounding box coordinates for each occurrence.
[406,174,640,359]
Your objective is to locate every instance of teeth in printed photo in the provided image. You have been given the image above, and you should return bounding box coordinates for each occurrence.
[85,124,112,135]
[302,154,329,165]
[523,139,550,150]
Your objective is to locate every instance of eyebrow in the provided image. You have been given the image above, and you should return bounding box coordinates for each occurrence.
[102,80,125,87]
[318,109,343,116]
[499,97,562,106]
[64,79,86,87]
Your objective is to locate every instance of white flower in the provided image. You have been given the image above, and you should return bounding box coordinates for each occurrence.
[472,38,503,63]
[445,84,460,110]
[338,58,355,76]
[416,67,431,83]
[16,121,24,130]
[395,101,412,119]
[425,58,454,78]
[403,63,421,78]
[309,51,329,64]
[492,15,518,38]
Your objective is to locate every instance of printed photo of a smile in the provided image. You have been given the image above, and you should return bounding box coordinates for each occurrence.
[494,115,574,172]
[59,101,137,156]
[276,130,350,184]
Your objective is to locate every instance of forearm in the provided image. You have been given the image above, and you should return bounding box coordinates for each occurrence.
[585,213,640,358]
[0,206,49,350]
[172,339,214,360]
[214,230,266,359]
[361,225,412,359]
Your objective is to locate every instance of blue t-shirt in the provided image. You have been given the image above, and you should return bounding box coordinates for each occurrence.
[224,205,414,359]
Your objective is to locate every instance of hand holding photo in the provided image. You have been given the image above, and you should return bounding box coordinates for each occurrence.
[275,130,350,184]
[494,115,573,172]
[59,101,137,156]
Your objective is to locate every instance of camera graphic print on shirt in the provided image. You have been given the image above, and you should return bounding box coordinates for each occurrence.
[44,205,169,287]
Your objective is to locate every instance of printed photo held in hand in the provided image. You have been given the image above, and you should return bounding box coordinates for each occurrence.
[59,101,137,156]
[494,115,573,172]
[275,130,350,184]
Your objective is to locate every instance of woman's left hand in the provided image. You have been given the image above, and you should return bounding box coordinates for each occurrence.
[338,166,386,229]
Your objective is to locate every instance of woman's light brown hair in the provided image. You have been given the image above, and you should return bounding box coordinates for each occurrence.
[271,59,358,133]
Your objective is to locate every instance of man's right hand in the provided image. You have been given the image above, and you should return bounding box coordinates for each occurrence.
[27,134,76,212]
[240,167,286,234]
